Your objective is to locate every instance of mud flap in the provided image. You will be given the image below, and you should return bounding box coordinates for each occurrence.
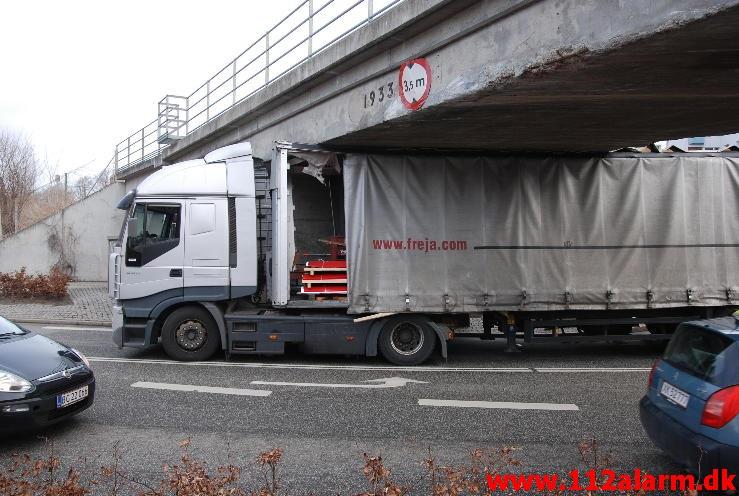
[428,322,449,359]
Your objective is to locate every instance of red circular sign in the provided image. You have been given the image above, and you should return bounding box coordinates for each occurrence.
[398,58,432,111]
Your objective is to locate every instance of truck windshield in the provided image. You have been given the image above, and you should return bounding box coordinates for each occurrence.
[663,324,734,385]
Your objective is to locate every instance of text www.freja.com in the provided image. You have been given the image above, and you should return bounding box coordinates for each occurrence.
[372,238,469,252]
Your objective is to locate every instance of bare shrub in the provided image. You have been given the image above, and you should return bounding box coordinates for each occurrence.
[256,448,283,496]
[0,440,704,496]
[0,452,88,496]
[358,454,405,496]
[0,266,72,299]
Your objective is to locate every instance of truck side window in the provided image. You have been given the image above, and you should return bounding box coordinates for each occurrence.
[126,203,181,267]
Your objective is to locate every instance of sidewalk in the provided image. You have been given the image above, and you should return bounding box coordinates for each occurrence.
[0,282,112,326]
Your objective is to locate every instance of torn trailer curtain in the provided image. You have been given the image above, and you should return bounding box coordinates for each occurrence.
[343,154,739,313]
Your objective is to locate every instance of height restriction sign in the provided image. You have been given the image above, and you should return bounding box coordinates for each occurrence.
[398,58,431,111]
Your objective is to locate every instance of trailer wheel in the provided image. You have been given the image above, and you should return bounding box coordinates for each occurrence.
[161,306,220,361]
[378,316,436,365]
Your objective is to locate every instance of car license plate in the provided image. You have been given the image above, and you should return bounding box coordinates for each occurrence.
[56,385,89,409]
[660,380,689,408]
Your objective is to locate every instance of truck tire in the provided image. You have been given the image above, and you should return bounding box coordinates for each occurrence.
[378,316,436,366]
[161,306,221,361]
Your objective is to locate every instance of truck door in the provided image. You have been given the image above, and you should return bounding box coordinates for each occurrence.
[183,199,229,293]
[119,200,185,301]
[271,143,290,306]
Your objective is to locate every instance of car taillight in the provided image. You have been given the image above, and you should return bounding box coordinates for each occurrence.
[648,359,660,390]
[701,385,739,429]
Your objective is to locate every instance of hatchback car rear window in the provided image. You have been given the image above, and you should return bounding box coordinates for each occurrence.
[664,324,734,384]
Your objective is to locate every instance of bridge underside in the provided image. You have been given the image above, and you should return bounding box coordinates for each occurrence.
[326,5,739,154]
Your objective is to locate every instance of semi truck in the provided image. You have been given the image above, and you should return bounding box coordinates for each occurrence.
[109,141,739,365]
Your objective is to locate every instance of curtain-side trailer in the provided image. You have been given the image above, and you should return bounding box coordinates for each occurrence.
[109,141,739,365]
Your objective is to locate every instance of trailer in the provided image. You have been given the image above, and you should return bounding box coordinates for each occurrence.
[109,141,739,364]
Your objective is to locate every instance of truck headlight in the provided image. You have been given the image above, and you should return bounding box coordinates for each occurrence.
[0,370,33,393]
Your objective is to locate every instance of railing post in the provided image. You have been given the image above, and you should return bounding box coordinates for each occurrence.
[206,80,211,121]
[141,128,145,160]
[308,0,314,55]
[127,136,131,168]
[265,32,270,85]
[185,97,190,134]
[114,148,119,179]
[232,60,237,105]
[368,0,373,20]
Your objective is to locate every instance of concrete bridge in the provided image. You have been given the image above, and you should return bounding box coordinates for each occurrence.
[4,0,738,281]
[116,0,739,178]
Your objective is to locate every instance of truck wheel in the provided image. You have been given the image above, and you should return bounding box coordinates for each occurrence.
[378,316,436,366]
[161,306,220,361]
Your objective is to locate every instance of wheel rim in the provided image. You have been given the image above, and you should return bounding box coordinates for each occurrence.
[175,319,207,351]
[389,322,424,356]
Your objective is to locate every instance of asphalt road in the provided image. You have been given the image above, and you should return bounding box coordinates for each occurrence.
[0,324,679,494]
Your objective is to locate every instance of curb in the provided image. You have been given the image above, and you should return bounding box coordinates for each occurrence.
[13,319,112,327]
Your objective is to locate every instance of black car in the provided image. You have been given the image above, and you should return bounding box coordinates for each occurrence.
[0,316,95,435]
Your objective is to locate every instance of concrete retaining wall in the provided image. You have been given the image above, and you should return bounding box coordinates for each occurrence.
[0,182,128,281]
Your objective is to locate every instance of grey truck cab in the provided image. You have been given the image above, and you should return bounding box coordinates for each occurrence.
[109,142,447,365]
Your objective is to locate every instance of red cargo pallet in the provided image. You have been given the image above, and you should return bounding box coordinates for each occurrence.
[300,285,347,295]
[304,260,347,274]
[301,273,347,287]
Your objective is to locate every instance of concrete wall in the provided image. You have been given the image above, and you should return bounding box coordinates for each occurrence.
[0,182,128,281]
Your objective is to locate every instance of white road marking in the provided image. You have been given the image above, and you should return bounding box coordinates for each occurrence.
[535,367,650,372]
[89,357,650,373]
[44,326,112,332]
[251,377,428,389]
[131,381,271,397]
[418,399,579,411]
[88,357,531,373]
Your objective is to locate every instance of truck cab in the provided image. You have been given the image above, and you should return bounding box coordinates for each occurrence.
[109,142,259,358]
[109,141,448,365]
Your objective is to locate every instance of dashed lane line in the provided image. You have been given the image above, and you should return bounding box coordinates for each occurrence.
[131,381,272,397]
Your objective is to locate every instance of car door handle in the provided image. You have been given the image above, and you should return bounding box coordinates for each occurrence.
[169,268,183,277]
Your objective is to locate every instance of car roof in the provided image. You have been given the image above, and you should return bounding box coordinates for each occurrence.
[682,316,739,338]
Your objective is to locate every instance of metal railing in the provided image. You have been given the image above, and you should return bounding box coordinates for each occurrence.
[114,0,406,175]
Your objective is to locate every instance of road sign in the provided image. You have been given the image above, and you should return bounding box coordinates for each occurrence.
[398,58,431,110]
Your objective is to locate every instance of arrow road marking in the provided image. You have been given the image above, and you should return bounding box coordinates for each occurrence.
[250,377,428,389]
[418,399,579,411]
[131,381,272,397]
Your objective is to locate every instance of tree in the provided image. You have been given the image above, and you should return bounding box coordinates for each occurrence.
[0,130,39,236]
[73,175,96,201]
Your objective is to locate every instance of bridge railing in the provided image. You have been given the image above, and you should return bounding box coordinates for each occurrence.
[114,0,406,176]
